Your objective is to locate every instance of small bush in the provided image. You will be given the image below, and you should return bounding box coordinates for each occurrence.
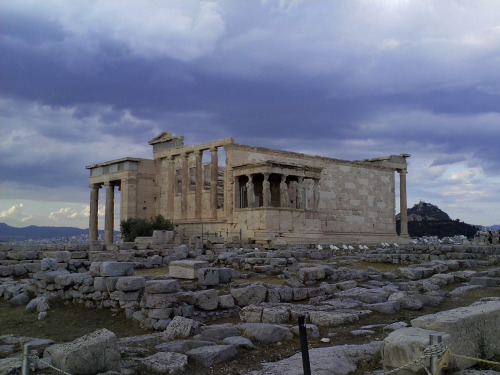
[120,215,173,242]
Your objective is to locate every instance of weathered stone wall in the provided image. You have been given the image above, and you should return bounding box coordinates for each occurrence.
[225,144,398,244]
[2,239,500,279]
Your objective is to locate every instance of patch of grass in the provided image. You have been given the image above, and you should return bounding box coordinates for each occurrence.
[348,351,382,375]
[0,299,146,343]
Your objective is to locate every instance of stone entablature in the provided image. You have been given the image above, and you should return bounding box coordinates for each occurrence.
[86,131,410,245]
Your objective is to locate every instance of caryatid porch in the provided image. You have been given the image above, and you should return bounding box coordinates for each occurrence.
[232,161,323,211]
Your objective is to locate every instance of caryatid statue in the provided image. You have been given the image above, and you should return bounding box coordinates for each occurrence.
[296,177,304,209]
[246,175,255,208]
[263,173,271,207]
[280,175,289,208]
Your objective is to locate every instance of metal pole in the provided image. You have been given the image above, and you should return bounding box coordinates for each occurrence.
[430,333,442,375]
[298,316,311,375]
[21,343,31,375]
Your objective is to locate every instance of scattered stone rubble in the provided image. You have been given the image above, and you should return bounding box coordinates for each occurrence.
[1,232,500,374]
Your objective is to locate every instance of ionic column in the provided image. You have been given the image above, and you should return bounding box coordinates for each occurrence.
[210,147,218,218]
[263,173,271,207]
[104,182,115,244]
[89,184,100,242]
[181,152,189,220]
[195,150,203,219]
[166,155,175,219]
[399,169,409,237]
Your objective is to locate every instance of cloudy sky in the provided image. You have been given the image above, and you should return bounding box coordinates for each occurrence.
[1,0,499,230]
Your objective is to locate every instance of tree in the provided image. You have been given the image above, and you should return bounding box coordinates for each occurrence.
[120,215,174,242]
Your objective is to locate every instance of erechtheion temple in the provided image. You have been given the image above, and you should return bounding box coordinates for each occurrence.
[86,132,410,245]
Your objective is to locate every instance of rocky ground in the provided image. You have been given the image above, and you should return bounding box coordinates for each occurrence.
[1,242,500,375]
[2,276,500,374]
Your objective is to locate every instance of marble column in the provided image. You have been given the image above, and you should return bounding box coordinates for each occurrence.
[104,182,115,244]
[263,173,271,207]
[89,184,100,242]
[181,152,189,220]
[399,169,409,237]
[210,147,218,218]
[166,155,175,219]
[195,150,203,219]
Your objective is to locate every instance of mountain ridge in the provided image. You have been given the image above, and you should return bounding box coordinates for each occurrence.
[396,201,481,238]
[0,223,116,240]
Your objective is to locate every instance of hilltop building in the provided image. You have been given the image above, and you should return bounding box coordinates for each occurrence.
[86,132,410,245]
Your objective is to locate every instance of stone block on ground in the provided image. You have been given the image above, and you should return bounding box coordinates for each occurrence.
[178,289,219,310]
[163,316,200,340]
[197,267,220,286]
[218,294,235,309]
[50,328,120,375]
[186,344,237,367]
[26,296,50,313]
[251,341,382,375]
[298,266,326,282]
[262,306,290,324]
[382,327,452,375]
[115,276,146,291]
[169,260,209,279]
[99,262,134,277]
[140,352,188,374]
[9,293,29,306]
[222,336,256,349]
[239,305,263,323]
[145,279,180,294]
[156,340,214,354]
[239,323,293,344]
[309,311,359,327]
[410,300,500,370]
[198,325,240,341]
[231,283,267,306]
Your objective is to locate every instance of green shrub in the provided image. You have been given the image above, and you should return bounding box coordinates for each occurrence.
[120,215,174,242]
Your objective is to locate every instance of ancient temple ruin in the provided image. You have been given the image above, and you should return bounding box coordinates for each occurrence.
[86,132,410,245]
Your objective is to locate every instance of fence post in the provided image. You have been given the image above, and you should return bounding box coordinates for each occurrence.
[429,332,442,375]
[298,315,311,375]
[21,343,31,375]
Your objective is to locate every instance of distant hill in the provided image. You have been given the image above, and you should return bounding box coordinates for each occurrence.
[396,201,480,238]
[489,224,500,231]
[0,223,115,240]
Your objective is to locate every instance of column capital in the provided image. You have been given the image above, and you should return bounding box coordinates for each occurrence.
[209,146,218,153]
[89,183,101,189]
[398,169,408,175]
[104,181,115,187]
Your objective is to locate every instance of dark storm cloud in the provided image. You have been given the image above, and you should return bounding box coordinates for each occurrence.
[1,0,499,227]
